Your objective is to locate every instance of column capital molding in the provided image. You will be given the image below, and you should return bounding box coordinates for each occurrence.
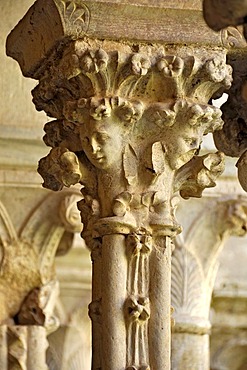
[7,0,246,78]
[172,315,211,335]
[6,3,241,369]
[26,39,232,239]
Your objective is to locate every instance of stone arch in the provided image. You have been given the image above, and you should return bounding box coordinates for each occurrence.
[212,339,247,370]
[0,188,83,323]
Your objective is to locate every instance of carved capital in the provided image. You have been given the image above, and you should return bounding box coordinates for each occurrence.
[21,40,232,241]
[6,4,237,369]
[172,196,247,327]
[212,52,247,191]
[202,1,247,193]
[171,196,247,369]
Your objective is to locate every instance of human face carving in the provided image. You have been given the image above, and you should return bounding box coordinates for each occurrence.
[80,117,124,170]
[165,126,202,170]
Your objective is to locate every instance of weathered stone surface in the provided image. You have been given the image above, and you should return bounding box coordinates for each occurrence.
[1,0,47,138]
[171,195,247,369]
[0,189,81,324]
[211,293,247,370]
[212,52,247,192]
[0,325,48,370]
[7,0,231,78]
[203,0,247,193]
[6,1,247,370]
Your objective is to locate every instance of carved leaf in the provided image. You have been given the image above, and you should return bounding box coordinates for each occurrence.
[171,246,204,315]
[38,148,82,191]
[0,201,18,247]
[66,1,76,14]
[73,9,86,22]
[177,152,225,199]
[59,194,82,233]
[123,144,138,187]
[151,142,165,175]
[7,327,27,369]
[113,191,132,216]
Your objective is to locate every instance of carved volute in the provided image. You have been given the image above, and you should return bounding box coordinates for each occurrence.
[6,1,236,369]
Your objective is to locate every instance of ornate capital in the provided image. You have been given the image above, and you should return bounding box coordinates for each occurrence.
[172,196,247,328]
[202,1,247,193]
[22,40,231,241]
[31,40,230,370]
[212,52,247,191]
[6,3,236,369]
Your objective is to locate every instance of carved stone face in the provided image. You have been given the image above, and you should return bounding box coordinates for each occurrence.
[80,117,124,170]
[165,128,202,170]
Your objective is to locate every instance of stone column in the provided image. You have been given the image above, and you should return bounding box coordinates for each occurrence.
[171,196,247,370]
[0,325,48,370]
[6,1,235,369]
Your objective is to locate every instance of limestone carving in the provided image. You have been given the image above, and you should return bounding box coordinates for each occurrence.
[203,0,247,193]
[32,43,231,370]
[125,234,152,369]
[6,2,235,369]
[176,151,225,199]
[221,26,247,49]
[0,325,48,370]
[171,244,204,320]
[0,190,81,324]
[171,196,247,369]
[212,56,247,192]
[59,0,90,31]
[16,281,60,334]
[47,306,91,370]
[179,196,247,308]
[33,42,231,234]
